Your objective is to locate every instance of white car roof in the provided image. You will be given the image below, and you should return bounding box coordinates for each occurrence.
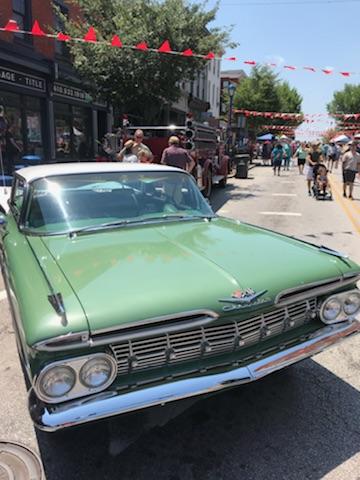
[16,162,183,183]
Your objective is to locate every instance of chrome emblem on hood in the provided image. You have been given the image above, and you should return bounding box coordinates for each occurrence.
[219,289,270,312]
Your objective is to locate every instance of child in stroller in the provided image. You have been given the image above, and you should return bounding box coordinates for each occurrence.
[312,163,333,200]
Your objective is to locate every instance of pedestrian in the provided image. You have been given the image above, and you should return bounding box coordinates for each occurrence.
[118,129,153,162]
[161,136,195,172]
[138,149,152,163]
[321,143,329,164]
[295,142,307,175]
[305,141,323,196]
[341,141,360,199]
[121,140,139,163]
[271,143,283,176]
[4,125,21,175]
[327,142,337,172]
[282,140,292,171]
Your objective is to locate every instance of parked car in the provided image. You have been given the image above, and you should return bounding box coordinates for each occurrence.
[0,163,359,432]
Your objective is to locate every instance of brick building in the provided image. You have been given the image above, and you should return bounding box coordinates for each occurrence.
[0,0,111,162]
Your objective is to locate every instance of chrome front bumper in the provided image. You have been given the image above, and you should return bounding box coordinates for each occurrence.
[30,320,360,432]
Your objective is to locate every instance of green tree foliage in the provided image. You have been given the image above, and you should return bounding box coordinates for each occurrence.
[327,84,360,113]
[58,0,234,122]
[232,66,302,133]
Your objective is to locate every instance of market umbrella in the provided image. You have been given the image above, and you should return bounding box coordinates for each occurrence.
[257,133,273,141]
[331,134,350,144]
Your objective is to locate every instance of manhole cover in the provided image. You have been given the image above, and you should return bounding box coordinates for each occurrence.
[0,442,44,480]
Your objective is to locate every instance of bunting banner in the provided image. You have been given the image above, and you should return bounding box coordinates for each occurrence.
[235,109,360,121]
[0,19,358,78]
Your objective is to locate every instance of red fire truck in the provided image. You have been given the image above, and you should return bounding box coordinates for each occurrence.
[125,121,229,197]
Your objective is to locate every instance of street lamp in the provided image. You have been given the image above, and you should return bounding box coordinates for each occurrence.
[227,83,236,153]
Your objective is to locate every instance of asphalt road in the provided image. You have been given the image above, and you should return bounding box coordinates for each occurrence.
[1,162,360,480]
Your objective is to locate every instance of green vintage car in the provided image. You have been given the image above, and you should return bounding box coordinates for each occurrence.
[0,163,360,432]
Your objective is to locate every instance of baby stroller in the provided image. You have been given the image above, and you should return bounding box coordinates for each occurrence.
[312,163,333,200]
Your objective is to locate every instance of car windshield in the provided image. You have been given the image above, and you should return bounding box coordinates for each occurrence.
[24,171,214,235]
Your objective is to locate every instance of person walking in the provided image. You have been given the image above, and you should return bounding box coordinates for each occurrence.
[305,141,323,196]
[161,136,195,172]
[295,142,307,174]
[282,140,292,171]
[4,125,21,175]
[271,143,283,176]
[341,141,360,199]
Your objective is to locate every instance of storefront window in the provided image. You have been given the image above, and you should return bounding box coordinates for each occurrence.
[55,103,92,160]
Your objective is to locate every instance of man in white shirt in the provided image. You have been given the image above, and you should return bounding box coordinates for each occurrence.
[342,141,360,199]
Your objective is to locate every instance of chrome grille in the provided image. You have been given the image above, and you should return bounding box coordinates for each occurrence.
[111,299,317,375]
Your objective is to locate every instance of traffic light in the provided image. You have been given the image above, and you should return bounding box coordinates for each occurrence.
[185,113,195,150]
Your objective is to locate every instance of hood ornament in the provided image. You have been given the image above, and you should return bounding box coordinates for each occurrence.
[219,289,269,312]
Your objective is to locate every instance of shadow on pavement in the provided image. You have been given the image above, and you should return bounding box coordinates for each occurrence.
[37,358,360,480]
[211,183,263,213]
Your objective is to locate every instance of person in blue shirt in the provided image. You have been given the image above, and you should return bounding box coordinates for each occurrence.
[271,144,283,176]
[282,141,292,171]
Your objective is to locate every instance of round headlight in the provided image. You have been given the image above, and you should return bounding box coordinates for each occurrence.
[343,292,360,316]
[322,297,342,323]
[80,357,114,389]
[39,365,76,399]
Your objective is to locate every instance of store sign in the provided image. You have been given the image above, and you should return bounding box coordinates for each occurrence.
[53,83,89,102]
[0,66,46,92]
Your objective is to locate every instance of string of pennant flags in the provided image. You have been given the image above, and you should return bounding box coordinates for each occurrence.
[1,19,360,78]
[235,109,360,121]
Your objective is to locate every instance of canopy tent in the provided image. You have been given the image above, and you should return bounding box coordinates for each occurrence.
[257,133,274,141]
[331,134,350,144]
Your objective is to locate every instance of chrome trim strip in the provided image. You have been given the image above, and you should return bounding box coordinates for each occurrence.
[275,276,360,306]
[91,310,219,336]
[33,331,90,352]
[30,318,360,432]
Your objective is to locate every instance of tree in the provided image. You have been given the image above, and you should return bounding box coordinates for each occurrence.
[58,0,234,123]
[327,84,360,114]
[233,66,302,134]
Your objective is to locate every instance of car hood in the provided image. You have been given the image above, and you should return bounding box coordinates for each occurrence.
[39,217,359,334]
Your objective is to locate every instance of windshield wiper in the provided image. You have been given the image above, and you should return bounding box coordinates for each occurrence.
[69,214,215,237]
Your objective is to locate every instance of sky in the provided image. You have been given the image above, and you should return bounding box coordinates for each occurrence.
[209,0,360,138]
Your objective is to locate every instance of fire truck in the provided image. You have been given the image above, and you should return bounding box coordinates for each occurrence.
[124,119,229,197]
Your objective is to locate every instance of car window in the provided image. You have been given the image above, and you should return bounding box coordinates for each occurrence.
[25,171,214,234]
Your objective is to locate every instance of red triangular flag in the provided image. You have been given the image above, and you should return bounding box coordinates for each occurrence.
[226,56,237,61]
[111,35,122,47]
[284,65,296,70]
[340,72,350,77]
[136,41,148,51]
[4,20,19,31]
[84,26,97,42]
[158,40,171,53]
[31,20,45,36]
[204,52,215,60]
[182,48,193,57]
[244,60,256,65]
[322,69,333,74]
[304,66,316,72]
[57,32,71,42]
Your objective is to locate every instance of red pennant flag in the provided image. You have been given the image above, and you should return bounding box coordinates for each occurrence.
[136,41,148,51]
[158,40,171,53]
[244,60,256,65]
[111,35,122,47]
[182,48,193,57]
[84,26,97,42]
[340,71,350,77]
[226,56,237,61]
[304,66,316,72]
[204,52,215,60]
[322,69,333,74]
[4,19,19,31]
[57,32,71,42]
[31,20,45,36]
[284,65,296,70]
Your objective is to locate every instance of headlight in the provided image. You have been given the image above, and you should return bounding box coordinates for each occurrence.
[80,356,114,388]
[343,292,360,316]
[39,365,76,399]
[320,289,360,325]
[322,298,342,323]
